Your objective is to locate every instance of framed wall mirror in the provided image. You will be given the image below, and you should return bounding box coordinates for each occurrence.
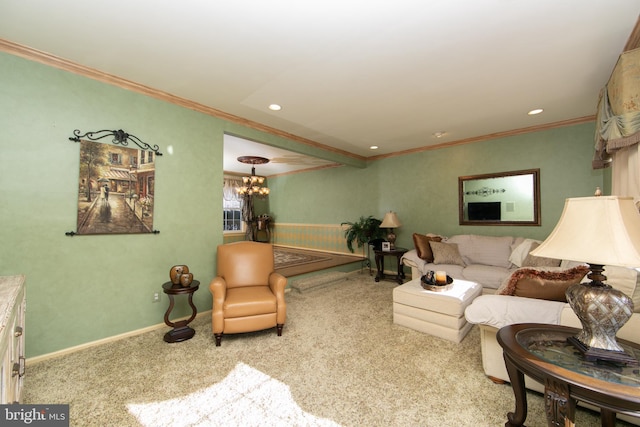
[458,168,540,226]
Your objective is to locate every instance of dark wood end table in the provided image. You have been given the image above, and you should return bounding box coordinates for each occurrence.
[497,323,640,427]
[162,280,200,343]
[373,247,408,284]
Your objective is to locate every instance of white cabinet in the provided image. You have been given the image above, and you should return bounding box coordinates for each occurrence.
[0,275,26,404]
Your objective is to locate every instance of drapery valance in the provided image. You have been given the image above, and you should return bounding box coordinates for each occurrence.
[593,47,640,169]
[223,177,242,202]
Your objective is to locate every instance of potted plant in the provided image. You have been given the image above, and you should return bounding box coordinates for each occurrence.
[341,215,384,253]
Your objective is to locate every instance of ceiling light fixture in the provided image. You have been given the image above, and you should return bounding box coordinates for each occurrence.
[528,108,544,115]
[236,156,270,198]
[268,104,282,111]
[369,145,379,150]
[433,131,446,138]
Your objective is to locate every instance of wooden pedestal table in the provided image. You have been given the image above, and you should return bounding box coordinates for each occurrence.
[162,280,200,343]
[497,323,640,427]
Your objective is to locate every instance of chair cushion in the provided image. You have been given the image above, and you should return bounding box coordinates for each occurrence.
[224,286,277,318]
[217,242,274,288]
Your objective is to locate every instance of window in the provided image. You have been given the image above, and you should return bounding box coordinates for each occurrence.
[110,153,122,165]
[223,177,244,232]
[140,150,153,164]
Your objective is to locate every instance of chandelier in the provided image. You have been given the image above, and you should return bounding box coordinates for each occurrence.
[236,156,270,198]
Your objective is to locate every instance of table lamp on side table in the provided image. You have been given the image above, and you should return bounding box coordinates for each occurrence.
[380,211,402,249]
[530,194,640,364]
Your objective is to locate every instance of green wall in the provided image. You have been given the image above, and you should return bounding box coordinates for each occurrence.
[0,51,607,358]
[268,123,606,249]
[0,53,224,357]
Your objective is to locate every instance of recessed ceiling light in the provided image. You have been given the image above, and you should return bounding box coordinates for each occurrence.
[268,104,282,111]
[528,108,543,115]
[369,145,379,150]
[433,131,446,138]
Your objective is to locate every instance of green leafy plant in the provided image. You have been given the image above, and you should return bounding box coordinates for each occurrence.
[341,215,384,253]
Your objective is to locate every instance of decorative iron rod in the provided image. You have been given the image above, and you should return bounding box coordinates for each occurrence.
[69,129,163,156]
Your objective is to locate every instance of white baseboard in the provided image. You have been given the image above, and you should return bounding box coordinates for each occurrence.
[26,310,212,366]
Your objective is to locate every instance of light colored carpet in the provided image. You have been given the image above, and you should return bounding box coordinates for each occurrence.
[24,273,618,426]
[127,362,339,426]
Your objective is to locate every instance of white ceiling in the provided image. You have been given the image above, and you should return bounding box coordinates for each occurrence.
[223,134,337,176]
[1,1,639,175]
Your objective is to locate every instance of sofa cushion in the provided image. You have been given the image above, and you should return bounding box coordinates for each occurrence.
[509,239,541,267]
[412,233,442,261]
[420,263,466,280]
[521,242,561,267]
[497,265,590,302]
[463,264,514,291]
[606,265,640,313]
[560,261,640,313]
[430,241,465,266]
[464,294,566,330]
[448,234,514,268]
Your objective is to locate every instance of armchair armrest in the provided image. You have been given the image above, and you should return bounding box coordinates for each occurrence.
[269,272,287,325]
[209,276,227,334]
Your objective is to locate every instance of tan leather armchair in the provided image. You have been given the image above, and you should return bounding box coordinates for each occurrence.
[209,241,287,346]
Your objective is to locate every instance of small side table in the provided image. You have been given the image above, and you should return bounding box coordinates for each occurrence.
[162,280,200,343]
[374,247,408,284]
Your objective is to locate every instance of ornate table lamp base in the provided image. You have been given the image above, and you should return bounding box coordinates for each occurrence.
[566,273,637,365]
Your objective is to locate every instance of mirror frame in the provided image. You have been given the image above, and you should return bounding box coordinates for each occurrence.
[458,168,541,226]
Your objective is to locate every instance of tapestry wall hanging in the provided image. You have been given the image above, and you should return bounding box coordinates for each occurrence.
[67,129,162,235]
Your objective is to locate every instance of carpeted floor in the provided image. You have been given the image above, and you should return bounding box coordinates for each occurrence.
[23,273,621,426]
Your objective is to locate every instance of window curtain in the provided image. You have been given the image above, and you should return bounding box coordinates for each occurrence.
[593,47,640,201]
[612,145,640,203]
[223,177,242,202]
[223,176,253,232]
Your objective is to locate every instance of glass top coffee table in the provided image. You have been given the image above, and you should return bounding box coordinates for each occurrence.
[497,323,640,427]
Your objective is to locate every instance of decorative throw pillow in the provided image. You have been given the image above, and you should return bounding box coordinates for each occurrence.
[521,242,561,267]
[497,265,590,302]
[429,241,465,266]
[412,234,442,261]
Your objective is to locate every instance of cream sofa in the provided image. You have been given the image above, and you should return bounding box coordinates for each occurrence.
[401,234,535,294]
[465,263,640,425]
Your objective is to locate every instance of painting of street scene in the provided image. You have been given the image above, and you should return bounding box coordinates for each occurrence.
[76,139,155,235]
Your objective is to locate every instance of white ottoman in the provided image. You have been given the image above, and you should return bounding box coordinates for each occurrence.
[392,278,482,343]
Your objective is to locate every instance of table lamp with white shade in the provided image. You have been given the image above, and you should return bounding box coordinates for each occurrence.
[380,211,402,249]
[530,194,640,364]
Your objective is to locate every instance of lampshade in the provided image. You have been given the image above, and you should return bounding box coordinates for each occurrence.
[380,211,402,229]
[531,195,640,363]
[530,196,640,267]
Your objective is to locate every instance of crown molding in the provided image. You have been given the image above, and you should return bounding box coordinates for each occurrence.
[367,115,595,161]
[0,38,596,165]
[0,38,364,163]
